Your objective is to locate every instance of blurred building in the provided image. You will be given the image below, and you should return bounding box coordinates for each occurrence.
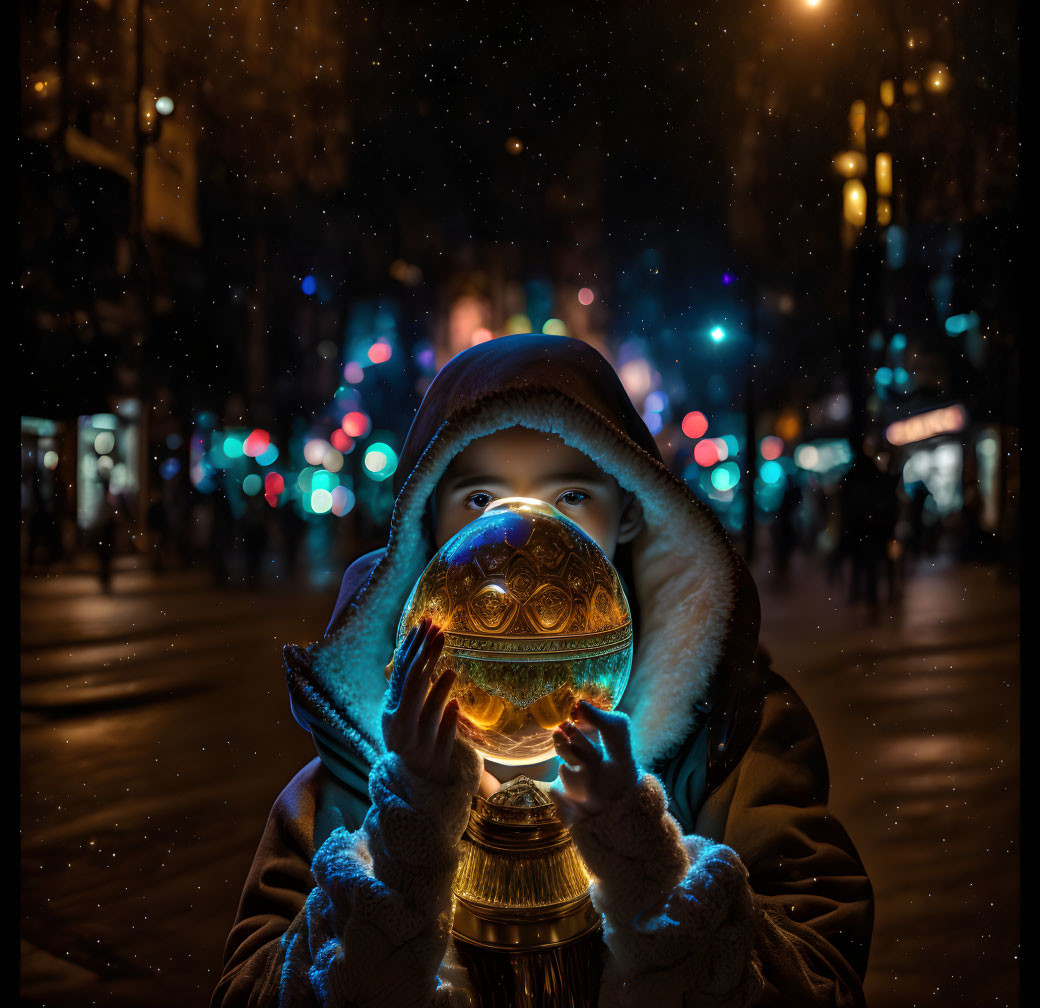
[19,1,1017,573]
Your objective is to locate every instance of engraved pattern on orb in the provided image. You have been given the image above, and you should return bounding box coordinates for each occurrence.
[396,498,633,765]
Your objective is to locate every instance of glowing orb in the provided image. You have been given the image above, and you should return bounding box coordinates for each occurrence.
[394,498,633,766]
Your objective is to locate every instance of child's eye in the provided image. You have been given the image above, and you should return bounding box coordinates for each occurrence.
[466,492,495,511]
[556,490,589,508]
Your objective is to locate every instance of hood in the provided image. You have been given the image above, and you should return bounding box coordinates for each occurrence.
[304,333,760,772]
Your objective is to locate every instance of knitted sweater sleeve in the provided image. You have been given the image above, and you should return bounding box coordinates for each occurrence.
[276,744,481,1008]
[568,774,763,1008]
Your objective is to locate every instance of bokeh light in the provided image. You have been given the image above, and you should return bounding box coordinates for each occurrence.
[505,314,532,335]
[331,485,356,516]
[256,443,280,466]
[344,361,365,383]
[310,488,333,514]
[645,390,667,413]
[682,411,708,439]
[223,433,244,459]
[304,438,330,466]
[242,473,262,496]
[693,439,720,467]
[330,429,354,453]
[301,275,317,296]
[760,436,784,461]
[577,287,595,306]
[342,411,371,438]
[711,461,740,492]
[759,460,784,485]
[643,411,663,435]
[363,442,398,481]
[368,340,392,364]
[243,429,271,458]
[312,469,337,492]
[618,358,652,403]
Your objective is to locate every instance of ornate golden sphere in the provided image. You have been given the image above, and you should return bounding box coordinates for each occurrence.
[395,497,633,765]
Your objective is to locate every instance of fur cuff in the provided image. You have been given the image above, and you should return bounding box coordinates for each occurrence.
[598,834,760,1004]
[363,742,482,906]
[568,773,690,925]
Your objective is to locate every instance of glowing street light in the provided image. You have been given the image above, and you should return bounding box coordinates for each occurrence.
[834,150,867,178]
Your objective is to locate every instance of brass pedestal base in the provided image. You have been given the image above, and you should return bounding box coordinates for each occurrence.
[451,776,603,1007]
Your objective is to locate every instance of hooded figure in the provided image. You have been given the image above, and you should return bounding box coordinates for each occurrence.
[212,334,873,1007]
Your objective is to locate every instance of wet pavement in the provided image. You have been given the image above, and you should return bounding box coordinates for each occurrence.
[20,551,1019,1007]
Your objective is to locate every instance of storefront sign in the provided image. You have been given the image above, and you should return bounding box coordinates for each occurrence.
[885,404,966,446]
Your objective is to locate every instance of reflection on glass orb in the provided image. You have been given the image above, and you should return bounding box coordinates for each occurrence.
[395,498,633,765]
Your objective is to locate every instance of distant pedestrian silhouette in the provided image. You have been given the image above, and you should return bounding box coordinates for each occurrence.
[838,452,899,606]
[770,474,802,582]
[92,479,119,593]
[146,492,170,574]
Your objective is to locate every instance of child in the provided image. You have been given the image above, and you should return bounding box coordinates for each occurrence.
[212,333,873,1007]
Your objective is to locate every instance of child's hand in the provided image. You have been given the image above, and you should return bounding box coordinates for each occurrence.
[382,616,460,785]
[550,700,638,823]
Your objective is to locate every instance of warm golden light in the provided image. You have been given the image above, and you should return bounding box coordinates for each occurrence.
[848,100,867,133]
[834,150,867,178]
[844,179,867,227]
[877,197,892,226]
[926,63,951,92]
[880,79,896,107]
[876,108,890,138]
[886,405,967,446]
[395,498,633,765]
[505,136,524,153]
[875,152,892,196]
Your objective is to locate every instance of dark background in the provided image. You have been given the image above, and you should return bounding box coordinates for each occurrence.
[19,1,1021,1005]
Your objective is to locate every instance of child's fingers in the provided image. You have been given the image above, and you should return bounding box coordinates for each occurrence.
[398,618,431,680]
[432,699,459,772]
[417,666,456,750]
[395,622,438,726]
[553,725,600,766]
[556,763,587,803]
[389,621,424,705]
[547,780,582,826]
[421,628,446,678]
[575,701,631,763]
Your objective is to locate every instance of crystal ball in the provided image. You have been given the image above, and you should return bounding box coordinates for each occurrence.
[394,497,633,765]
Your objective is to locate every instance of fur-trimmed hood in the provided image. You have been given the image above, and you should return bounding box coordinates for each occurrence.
[291,334,761,778]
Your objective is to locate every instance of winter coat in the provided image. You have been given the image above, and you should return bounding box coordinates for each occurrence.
[212,334,873,1007]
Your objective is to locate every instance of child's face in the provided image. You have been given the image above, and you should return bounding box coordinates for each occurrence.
[433,427,639,559]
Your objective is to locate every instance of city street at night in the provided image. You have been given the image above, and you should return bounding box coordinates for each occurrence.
[19,1,1019,1004]
[20,552,1019,1007]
